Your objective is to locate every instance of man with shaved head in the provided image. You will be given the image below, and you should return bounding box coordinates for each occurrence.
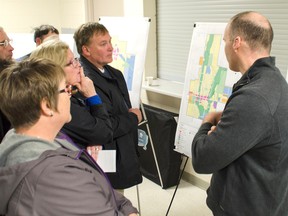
[192,11,288,216]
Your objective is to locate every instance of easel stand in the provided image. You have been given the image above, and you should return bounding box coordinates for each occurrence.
[165,154,189,216]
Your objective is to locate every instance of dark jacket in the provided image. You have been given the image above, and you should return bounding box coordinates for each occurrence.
[80,56,142,189]
[192,57,288,216]
[61,91,113,148]
[0,129,138,216]
[0,60,12,142]
[0,110,10,142]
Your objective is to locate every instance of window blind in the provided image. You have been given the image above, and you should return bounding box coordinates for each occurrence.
[156,0,288,82]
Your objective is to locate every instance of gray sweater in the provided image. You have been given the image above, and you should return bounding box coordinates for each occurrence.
[192,57,288,216]
[0,129,137,216]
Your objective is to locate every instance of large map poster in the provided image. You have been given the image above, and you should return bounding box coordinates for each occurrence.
[99,17,150,108]
[174,22,241,157]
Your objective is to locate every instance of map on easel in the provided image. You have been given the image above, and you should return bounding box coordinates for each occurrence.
[99,16,150,108]
[174,22,241,157]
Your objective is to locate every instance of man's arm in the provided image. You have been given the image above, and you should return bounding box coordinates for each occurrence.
[192,92,273,174]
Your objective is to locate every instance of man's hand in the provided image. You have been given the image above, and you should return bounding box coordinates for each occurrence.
[129,108,143,123]
[208,125,217,135]
[202,111,222,125]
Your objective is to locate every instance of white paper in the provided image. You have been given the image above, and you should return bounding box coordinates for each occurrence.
[97,150,116,173]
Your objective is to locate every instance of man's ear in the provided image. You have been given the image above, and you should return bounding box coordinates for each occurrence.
[40,98,53,117]
[82,45,90,56]
[233,36,241,51]
[35,37,42,46]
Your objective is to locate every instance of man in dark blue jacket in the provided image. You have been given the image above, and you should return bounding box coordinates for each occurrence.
[74,22,142,190]
[192,11,288,216]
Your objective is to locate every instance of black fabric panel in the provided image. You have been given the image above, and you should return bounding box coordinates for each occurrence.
[138,104,181,189]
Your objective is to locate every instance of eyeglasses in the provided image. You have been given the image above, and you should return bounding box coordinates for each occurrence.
[59,85,78,96]
[65,58,80,68]
[0,39,13,48]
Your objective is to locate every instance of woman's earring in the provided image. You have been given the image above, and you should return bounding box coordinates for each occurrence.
[50,111,54,117]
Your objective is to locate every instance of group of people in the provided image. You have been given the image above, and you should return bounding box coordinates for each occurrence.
[0,10,288,216]
[0,23,141,215]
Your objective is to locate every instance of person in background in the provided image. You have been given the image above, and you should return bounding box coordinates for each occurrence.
[33,24,59,46]
[192,11,288,216]
[0,26,13,141]
[74,22,142,191]
[0,58,138,216]
[18,24,59,61]
[30,39,113,152]
[0,27,14,61]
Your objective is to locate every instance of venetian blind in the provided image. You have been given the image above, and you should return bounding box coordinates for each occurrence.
[156,0,288,82]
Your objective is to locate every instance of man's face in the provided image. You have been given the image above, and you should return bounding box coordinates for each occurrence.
[0,30,14,61]
[223,24,236,72]
[84,32,113,68]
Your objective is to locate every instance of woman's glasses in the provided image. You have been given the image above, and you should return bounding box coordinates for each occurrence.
[59,85,78,96]
[65,58,80,68]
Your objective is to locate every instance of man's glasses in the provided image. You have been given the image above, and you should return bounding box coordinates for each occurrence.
[59,85,78,96]
[0,39,13,48]
[65,58,80,68]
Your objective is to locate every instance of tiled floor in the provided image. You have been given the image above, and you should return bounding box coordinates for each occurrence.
[124,177,213,216]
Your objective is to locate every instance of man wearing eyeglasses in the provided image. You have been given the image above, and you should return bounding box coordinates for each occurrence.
[0,27,14,62]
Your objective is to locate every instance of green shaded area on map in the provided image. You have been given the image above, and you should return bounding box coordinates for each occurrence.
[187,34,231,119]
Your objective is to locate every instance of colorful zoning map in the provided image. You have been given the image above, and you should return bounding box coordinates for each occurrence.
[187,34,232,119]
[174,23,241,157]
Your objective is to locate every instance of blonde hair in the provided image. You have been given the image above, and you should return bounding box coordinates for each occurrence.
[30,40,69,68]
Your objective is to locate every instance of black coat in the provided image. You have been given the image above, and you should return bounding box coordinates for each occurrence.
[61,91,113,148]
[0,110,10,142]
[80,56,142,189]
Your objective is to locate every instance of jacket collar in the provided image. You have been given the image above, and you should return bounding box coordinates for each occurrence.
[232,56,275,92]
[79,55,114,79]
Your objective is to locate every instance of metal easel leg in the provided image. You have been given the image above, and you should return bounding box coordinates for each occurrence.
[165,154,189,216]
[136,184,141,215]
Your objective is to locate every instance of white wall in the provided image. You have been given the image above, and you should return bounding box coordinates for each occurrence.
[1,0,85,33]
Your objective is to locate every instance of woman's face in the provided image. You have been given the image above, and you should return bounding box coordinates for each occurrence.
[64,48,81,85]
[57,79,72,124]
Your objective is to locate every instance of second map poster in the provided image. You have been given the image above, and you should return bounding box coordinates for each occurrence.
[174,22,241,157]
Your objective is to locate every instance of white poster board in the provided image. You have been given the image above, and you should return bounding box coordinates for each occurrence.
[99,16,150,108]
[9,33,77,60]
[174,22,241,157]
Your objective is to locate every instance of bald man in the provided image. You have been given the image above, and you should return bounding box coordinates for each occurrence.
[192,11,288,216]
